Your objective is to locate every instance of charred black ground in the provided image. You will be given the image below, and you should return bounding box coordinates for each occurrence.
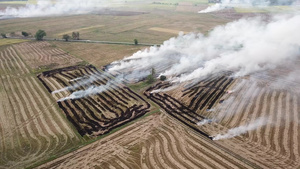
[38,65,150,136]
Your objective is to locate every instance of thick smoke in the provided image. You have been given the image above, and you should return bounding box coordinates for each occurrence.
[198,0,298,13]
[0,0,107,18]
[212,117,269,140]
[109,14,300,84]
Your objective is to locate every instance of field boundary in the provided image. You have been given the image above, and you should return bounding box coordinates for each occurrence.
[4,37,160,46]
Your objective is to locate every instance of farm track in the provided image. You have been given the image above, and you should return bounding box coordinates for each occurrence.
[0,45,82,168]
[38,65,151,137]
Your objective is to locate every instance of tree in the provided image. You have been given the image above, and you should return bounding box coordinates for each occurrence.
[151,68,156,75]
[1,33,7,38]
[62,34,71,41]
[160,75,166,81]
[147,68,156,84]
[72,32,80,40]
[35,30,46,41]
[134,39,138,45]
[147,74,155,84]
[22,31,29,37]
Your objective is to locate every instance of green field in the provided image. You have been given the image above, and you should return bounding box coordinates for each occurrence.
[0,38,28,46]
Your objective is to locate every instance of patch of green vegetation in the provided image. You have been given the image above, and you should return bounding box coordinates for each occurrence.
[0,1,28,5]
[128,81,152,92]
[0,39,29,47]
[31,63,59,74]
[129,144,142,153]
[76,60,89,66]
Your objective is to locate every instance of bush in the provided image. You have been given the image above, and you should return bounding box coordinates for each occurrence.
[134,39,138,45]
[160,75,166,81]
[1,33,7,38]
[62,34,71,41]
[22,31,29,37]
[72,32,79,40]
[35,30,46,41]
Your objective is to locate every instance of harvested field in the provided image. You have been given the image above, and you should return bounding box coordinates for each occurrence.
[56,24,104,37]
[51,41,145,67]
[175,2,208,12]
[13,41,82,70]
[0,45,83,168]
[38,65,151,136]
[0,11,231,44]
[38,113,257,169]
[208,75,300,168]
[145,74,235,138]
[149,27,187,35]
[144,72,300,168]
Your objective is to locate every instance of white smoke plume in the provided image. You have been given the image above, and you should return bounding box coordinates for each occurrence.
[199,0,298,13]
[109,13,300,84]
[52,73,101,94]
[150,85,179,93]
[56,71,123,101]
[58,84,110,102]
[197,119,214,126]
[69,75,88,82]
[198,3,227,14]
[0,0,108,18]
[212,117,269,140]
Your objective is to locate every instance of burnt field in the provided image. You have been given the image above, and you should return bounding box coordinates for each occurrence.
[38,65,150,137]
[145,74,235,138]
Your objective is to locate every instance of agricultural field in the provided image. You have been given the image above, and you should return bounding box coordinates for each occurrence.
[0,6,232,44]
[0,43,84,168]
[51,41,145,68]
[37,65,151,136]
[34,61,300,169]
[144,74,235,138]
[0,1,299,169]
[13,41,82,71]
[210,74,300,168]
[0,38,28,46]
[38,112,258,169]
[142,71,300,168]
[0,40,153,168]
